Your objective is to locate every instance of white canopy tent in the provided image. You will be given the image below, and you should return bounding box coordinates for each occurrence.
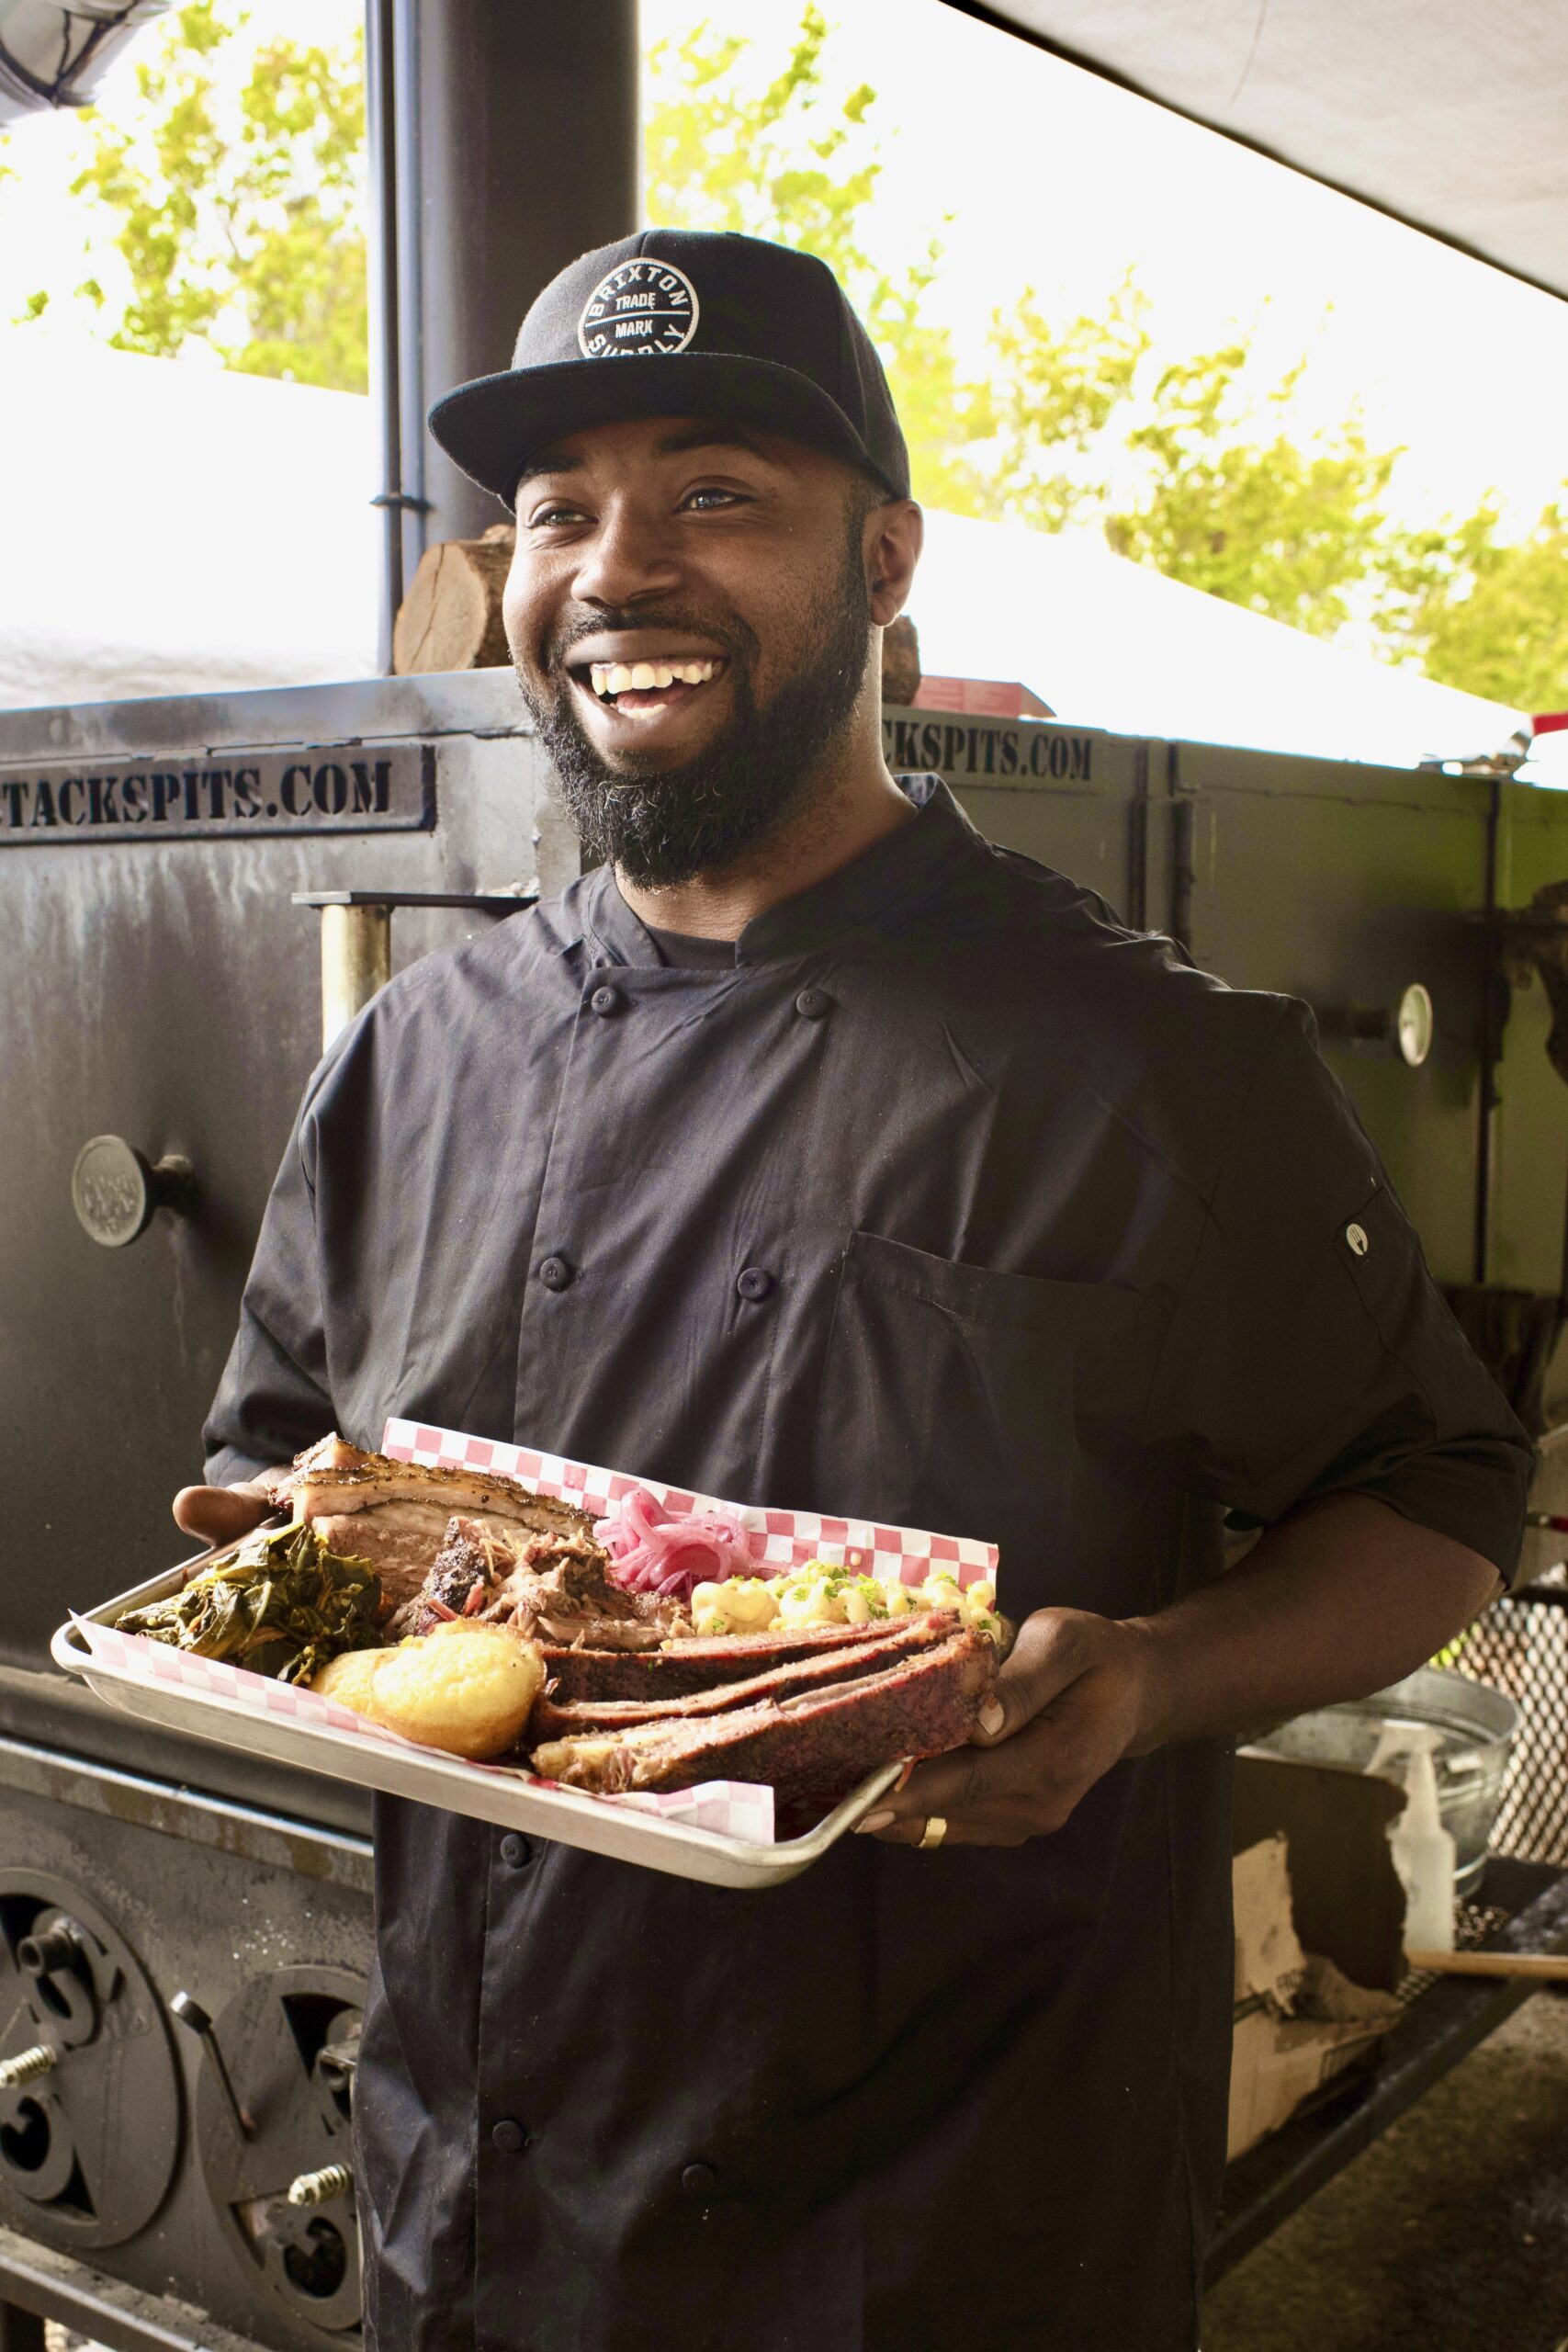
[3,335,1553,782]
[0,336,382,707]
[912,506,1542,773]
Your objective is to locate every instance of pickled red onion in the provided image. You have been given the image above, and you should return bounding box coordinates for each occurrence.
[595,1487,755,1600]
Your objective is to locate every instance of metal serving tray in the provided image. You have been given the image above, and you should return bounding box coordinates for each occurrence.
[50,1560,901,1892]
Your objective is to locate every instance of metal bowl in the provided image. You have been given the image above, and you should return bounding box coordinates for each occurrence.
[1242,1666,1519,1892]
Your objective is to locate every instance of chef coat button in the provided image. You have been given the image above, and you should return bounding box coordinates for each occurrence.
[491,2119,527,2154]
[795,987,831,1020]
[1346,1222,1371,1258]
[499,1832,534,1869]
[681,2161,717,2198]
[736,1266,774,1303]
[538,1255,574,1291]
[589,984,623,1016]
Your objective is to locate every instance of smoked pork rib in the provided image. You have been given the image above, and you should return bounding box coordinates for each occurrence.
[536,1613,952,1704]
[531,1611,961,1740]
[531,1627,997,1826]
[257,1437,596,1610]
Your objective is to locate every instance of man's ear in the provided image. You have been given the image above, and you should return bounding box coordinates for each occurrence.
[866,500,923,628]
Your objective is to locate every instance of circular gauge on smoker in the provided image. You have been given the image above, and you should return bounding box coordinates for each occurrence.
[1396,983,1435,1069]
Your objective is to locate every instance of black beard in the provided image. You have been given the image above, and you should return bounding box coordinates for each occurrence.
[517,554,872,889]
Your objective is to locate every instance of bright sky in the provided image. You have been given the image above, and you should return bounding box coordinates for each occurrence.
[3,0,1564,537]
[639,0,1568,537]
[0,0,1563,764]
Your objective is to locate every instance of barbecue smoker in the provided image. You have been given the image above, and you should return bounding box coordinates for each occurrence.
[5,7,1568,2347]
[4,673,1568,2350]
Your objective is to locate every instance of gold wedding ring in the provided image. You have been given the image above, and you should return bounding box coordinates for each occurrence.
[917,1815,948,1851]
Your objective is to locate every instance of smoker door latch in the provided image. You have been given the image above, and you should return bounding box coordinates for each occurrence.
[169,1990,255,2139]
[71,1136,197,1248]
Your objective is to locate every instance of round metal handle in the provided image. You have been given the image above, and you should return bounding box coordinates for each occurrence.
[72,1136,196,1248]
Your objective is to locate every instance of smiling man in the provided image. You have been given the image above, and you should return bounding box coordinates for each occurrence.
[508,409,913,917]
[185,230,1529,2351]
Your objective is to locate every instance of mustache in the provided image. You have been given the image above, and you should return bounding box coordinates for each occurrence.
[546,605,761,670]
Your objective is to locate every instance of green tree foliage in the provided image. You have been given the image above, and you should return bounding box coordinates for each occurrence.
[645,8,1568,708]
[64,0,366,390]
[18,0,1562,708]
[1102,350,1402,640]
[960,277,1151,534]
[1378,502,1568,713]
[645,7,987,512]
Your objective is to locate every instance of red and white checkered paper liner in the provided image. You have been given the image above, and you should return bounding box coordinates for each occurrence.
[69,1611,778,1842]
[382,1418,999,1589]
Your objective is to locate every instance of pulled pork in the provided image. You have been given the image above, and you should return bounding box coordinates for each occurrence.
[392,1517,690,1647]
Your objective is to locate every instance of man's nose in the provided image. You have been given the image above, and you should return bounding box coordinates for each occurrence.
[570,499,682,607]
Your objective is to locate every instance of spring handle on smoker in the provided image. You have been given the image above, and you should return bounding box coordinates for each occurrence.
[0,2044,57,2091]
[287,2162,354,2207]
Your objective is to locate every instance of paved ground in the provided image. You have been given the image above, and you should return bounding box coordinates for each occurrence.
[1203,1989,1568,2352]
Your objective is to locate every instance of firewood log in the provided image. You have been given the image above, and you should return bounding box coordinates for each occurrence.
[881,613,920,705]
[392,524,515,674]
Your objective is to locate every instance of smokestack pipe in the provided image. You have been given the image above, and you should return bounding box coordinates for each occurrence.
[368,0,641,665]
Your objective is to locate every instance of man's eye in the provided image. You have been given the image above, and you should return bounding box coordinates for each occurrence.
[682,487,745,512]
[527,503,586,528]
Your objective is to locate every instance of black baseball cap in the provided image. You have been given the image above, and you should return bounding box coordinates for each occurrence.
[427,228,911,511]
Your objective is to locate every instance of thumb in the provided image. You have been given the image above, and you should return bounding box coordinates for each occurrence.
[173,1480,275,1549]
[969,1608,1099,1746]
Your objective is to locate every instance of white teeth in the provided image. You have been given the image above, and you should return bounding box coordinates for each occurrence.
[608,663,634,694]
[653,665,674,688]
[630,662,656,689]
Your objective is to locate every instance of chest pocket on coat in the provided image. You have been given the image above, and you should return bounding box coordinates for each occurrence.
[811,1229,1156,1619]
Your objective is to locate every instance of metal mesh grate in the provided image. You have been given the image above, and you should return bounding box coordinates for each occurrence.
[1446,1584,1568,1865]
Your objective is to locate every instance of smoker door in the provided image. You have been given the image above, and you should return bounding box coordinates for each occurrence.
[1155,740,1494,1289]
[0,673,572,1689]
[1489,776,1568,1298]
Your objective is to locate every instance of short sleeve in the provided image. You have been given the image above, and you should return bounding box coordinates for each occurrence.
[1141,1002,1530,1580]
[203,1070,337,1483]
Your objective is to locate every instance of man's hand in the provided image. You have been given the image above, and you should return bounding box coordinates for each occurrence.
[172,1478,276,1551]
[855,1609,1155,1848]
[854,1495,1503,1852]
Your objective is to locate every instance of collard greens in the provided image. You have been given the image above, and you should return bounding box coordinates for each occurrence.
[119,1523,381,1684]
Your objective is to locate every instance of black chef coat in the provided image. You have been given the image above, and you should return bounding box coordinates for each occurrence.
[206,775,1529,2352]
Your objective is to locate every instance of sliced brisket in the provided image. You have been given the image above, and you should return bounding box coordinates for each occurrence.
[530,1611,960,1739]
[537,1613,949,1704]
[530,1626,997,1830]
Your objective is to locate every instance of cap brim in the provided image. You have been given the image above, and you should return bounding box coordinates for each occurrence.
[428,354,905,508]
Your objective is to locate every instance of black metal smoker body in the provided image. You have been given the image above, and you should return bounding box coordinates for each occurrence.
[5,674,1568,2350]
